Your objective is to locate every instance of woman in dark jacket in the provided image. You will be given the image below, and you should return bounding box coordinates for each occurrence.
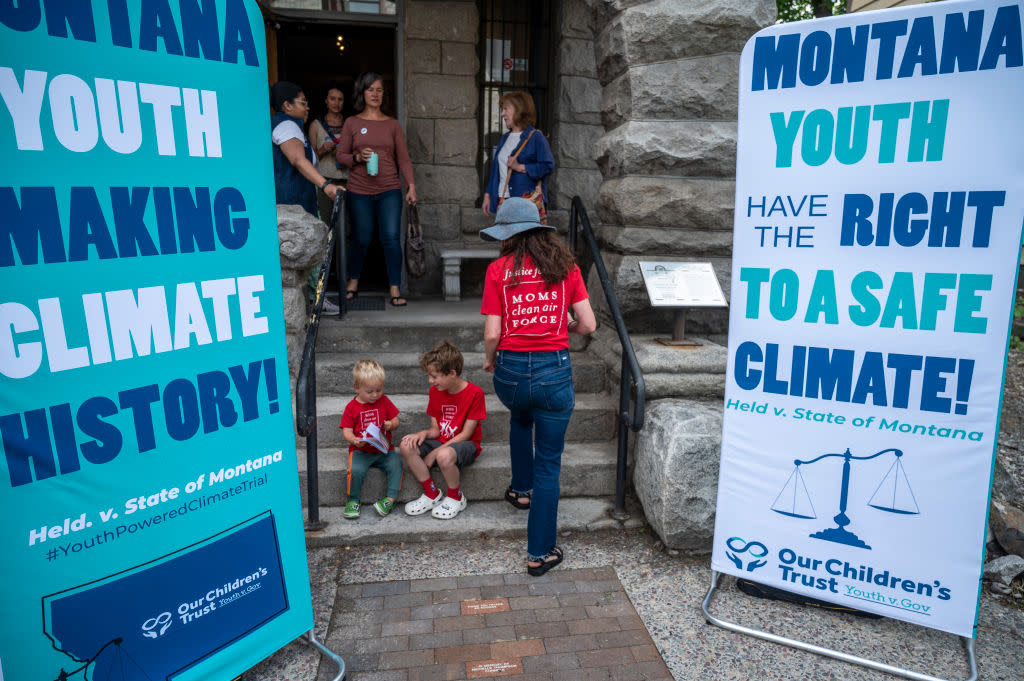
[482,91,554,217]
[270,81,339,216]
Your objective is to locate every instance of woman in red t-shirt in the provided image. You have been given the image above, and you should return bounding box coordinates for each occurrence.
[480,198,597,576]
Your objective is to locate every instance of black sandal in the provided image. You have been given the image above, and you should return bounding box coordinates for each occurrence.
[527,547,563,577]
[504,486,531,510]
[390,296,407,307]
[345,290,358,300]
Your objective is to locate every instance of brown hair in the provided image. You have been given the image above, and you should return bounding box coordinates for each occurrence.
[500,230,576,287]
[420,340,464,376]
[498,90,536,128]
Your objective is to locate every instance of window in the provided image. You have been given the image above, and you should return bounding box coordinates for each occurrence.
[322,0,396,14]
[478,0,555,190]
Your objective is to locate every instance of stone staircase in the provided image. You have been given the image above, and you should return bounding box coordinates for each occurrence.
[299,297,645,546]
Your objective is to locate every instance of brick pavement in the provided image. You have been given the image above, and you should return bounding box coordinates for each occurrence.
[317,567,673,681]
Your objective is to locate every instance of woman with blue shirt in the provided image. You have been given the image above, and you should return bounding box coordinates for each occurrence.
[482,91,554,217]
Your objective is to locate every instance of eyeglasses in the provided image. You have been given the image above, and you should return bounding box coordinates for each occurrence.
[293,99,308,106]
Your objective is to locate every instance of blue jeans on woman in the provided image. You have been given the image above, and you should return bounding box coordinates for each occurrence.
[492,349,575,560]
[347,188,403,286]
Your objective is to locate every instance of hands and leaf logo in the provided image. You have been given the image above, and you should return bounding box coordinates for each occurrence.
[726,536,769,572]
[141,612,172,639]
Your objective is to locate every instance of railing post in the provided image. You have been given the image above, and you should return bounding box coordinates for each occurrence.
[304,350,325,531]
[613,352,631,521]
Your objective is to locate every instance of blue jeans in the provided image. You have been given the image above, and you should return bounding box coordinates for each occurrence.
[347,188,403,286]
[492,349,574,560]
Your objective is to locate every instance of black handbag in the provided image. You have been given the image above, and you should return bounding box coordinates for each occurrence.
[405,204,426,277]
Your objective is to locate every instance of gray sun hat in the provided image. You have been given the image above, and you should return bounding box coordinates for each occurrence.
[479,197,554,242]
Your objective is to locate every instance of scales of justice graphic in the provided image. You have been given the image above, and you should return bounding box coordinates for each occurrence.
[771,447,920,550]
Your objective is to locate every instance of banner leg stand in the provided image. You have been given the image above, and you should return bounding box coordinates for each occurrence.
[701,571,978,681]
[302,630,346,681]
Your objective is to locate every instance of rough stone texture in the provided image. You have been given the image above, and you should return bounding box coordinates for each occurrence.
[589,331,728,400]
[594,0,776,84]
[434,119,478,165]
[278,204,328,270]
[442,42,479,76]
[460,206,492,236]
[550,167,603,212]
[405,117,434,164]
[586,254,731,336]
[559,38,598,77]
[416,203,462,241]
[634,400,723,550]
[596,121,737,178]
[982,554,1024,586]
[407,75,476,118]
[601,55,740,129]
[282,286,307,335]
[555,122,603,168]
[407,39,440,74]
[990,498,1024,558]
[562,0,600,39]
[596,176,735,230]
[583,0,650,35]
[405,1,477,42]
[558,75,603,126]
[416,165,480,206]
[992,458,1023,504]
[595,225,734,257]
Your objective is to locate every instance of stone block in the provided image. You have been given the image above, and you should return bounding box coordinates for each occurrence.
[282,284,308,335]
[596,176,735,230]
[990,498,1024,558]
[583,0,650,35]
[405,1,477,42]
[558,38,597,78]
[561,0,596,39]
[416,203,462,241]
[594,0,775,84]
[550,167,602,213]
[601,55,740,128]
[634,400,723,550]
[595,225,734,257]
[406,117,434,164]
[407,75,476,117]
[596,121,736,178]
[416,164,480,206]
[558,75,602,126]
[278,204,328,270]
[553,122,603,169]
[443,42,479,76]
[461,205,492,235]
[982,554,1024,586]
[407,39,440,74]
[588,331,727,400]
[435,119,478,165]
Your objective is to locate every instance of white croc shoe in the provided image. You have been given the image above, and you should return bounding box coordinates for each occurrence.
[431,495,467,519]
[405,493,443,516]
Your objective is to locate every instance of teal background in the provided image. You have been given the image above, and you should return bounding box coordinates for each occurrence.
[0,2,314,679]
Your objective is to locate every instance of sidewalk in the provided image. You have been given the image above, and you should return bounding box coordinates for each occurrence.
[244,528,1023,681]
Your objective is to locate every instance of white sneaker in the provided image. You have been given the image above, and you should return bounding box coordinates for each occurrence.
[405,493,443,516]
[431,495,467,519]
[321,298,340,315]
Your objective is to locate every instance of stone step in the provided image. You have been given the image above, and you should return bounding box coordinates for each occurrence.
[303,497,646,548]
[313,351,607,395]
[316,297,488,353]
[303,392,617,448]
[296,441,620,507]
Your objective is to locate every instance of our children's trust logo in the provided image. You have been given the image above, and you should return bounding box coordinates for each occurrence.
[725,536,768,572]
[140,611,172,639]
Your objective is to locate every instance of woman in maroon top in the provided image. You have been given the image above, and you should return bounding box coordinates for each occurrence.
[337,72,417,306]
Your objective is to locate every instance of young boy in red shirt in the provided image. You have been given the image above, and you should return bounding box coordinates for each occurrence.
[399,340,486,519]
[339,360,402,518]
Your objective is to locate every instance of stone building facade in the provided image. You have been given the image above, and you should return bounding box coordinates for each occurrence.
[266,0,776,334]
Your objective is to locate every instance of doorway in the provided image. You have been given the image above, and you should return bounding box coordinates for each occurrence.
[274,18,398,294]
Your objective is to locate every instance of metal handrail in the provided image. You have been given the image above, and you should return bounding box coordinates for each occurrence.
[295,190,346,530]
[568,196,646,520]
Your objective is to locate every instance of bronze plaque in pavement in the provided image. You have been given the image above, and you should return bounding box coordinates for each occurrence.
[466,658,522,678]
[461,598,510,615]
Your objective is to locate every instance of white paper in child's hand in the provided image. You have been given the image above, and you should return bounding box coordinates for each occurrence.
[362,423,389,453]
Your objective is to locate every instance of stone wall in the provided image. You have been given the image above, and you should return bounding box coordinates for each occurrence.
[404,0,480,296]
[585,0,776,337]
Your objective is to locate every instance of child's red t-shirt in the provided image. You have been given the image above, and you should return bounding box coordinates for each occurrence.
[427,382,486,456]
[339,396,400,454]
[481,255,588,351]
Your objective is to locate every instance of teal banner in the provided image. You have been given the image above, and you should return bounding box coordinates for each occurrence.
[0,2,313,679]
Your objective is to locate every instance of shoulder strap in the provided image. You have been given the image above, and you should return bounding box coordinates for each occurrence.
[500,130,538,197]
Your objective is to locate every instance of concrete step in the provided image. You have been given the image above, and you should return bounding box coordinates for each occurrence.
[296,441,620,506]
[317,297,488,353]
[314,351,607,395]
[304,392,617,448]
[303,497,646,548]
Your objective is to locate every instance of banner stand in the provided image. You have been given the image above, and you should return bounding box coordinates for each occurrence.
[701,571,977,681]
[302,630,346,681]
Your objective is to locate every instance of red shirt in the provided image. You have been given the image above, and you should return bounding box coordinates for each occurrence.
[481,255,588,351]
[427,382,487,456]
[339,396,400,454]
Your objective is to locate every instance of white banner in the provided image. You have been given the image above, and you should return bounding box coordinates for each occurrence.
[713,0,1024,637]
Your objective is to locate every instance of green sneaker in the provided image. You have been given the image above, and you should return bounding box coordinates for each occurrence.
[343,500,360,519]
[373,497,395,517]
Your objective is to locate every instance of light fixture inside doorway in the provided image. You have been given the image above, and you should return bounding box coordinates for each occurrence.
[335,34,345,54]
